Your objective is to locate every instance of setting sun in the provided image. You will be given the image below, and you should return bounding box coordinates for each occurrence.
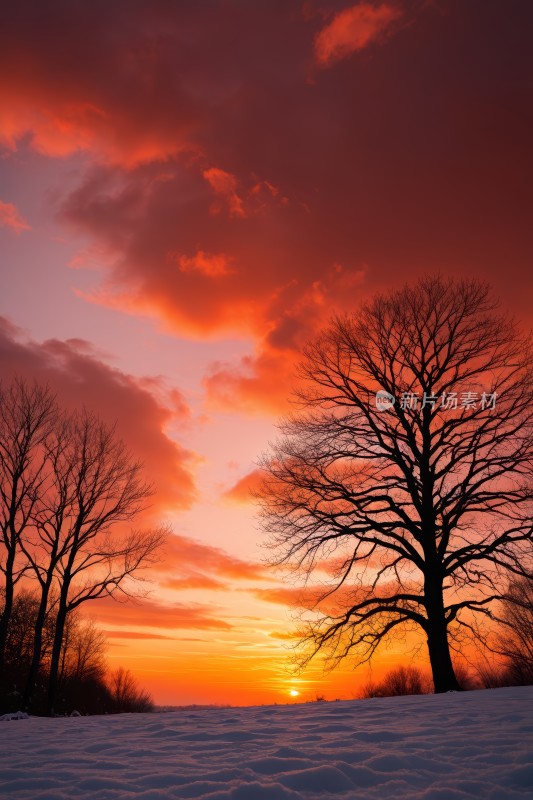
[289,690,299,697]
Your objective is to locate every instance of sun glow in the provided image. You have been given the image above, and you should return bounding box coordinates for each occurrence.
[289,689,299,697]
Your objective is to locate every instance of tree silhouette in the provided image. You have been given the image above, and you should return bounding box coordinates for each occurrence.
[496,577,533,685]
[0,379,56,677]
[21,410,164,715]
[259,277,532,692]
[110,666,154,713]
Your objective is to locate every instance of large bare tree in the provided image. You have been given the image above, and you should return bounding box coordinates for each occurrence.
[259,277,532,692]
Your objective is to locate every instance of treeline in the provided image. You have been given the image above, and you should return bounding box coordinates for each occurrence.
[2,589,153,715]
[360,577,533,699]
[0,378,165,715]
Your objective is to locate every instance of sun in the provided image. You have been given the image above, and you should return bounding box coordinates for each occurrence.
[289,689,299,697]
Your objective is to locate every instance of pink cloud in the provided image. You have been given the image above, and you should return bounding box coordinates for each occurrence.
[0,318,196,513]
[0,199,30,233]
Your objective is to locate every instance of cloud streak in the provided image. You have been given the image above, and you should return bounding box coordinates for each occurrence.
[91,595,233,631]
[315,3,403,66]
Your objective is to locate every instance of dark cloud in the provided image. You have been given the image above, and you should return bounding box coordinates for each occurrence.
[1,0,531,412]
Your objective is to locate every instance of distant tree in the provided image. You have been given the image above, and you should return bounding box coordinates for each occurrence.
[449,660,479,691]
[3,590,40,676]
[360,665,428,698]
[259,278,532,693]
[54,613,111,716]
[59,614,107,685]
[496,577,533,685]
[0,588,56,711]
[0,379,56,677]
[109,666,154,713]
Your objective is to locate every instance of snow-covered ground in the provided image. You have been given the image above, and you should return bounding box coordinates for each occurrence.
[1,686,532,799]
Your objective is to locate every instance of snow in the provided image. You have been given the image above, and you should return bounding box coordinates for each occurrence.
[0,711,29,721]
[0,686,532,799]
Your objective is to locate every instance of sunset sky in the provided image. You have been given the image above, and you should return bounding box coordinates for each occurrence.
[1,0,532,705]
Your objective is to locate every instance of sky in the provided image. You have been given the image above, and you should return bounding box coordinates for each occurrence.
[0,0,532,706]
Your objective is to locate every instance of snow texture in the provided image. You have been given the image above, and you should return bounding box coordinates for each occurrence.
[0,711,29,722]
[0,686,532,799]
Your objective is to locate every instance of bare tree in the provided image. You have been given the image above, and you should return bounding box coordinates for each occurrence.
[109,666,154,713]
[59,613,108,685]
[19,409,165,714]
[496,577,533,685]
[360,665,428,698]
[259,277,532,692]
[1,590,53,679]
[0,378,56,677]
[21,414,74,708]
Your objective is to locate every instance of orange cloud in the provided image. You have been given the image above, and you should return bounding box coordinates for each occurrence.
[102,630,179,640]
[252,585,326,607]
[223,469,265,504]
[162,575,227,591]
[252,583,376,616]
[158,533,266,583]
[0,199,30,233]
[0,317,196,513]
[315,3,403,66]
[268,630,301,640]
[90,595,233,631]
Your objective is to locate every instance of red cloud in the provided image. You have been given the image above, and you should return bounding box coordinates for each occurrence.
[0,318,196,512]
[203,167,246,218]
[1,1,531,416]
[0,4,208,164]
[315,3,403,66]
[0,199,30,233]
[177,251,234,277]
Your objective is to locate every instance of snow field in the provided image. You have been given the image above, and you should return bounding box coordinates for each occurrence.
[0,686,532,799]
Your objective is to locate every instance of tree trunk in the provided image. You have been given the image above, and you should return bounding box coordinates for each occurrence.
[47,602,67,716]
[424,575,461,693]
[426,617,461,692]
[22,588,50,709]
[0,549,15,678]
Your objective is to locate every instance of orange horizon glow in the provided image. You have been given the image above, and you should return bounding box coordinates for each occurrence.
[1,1,531,706]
